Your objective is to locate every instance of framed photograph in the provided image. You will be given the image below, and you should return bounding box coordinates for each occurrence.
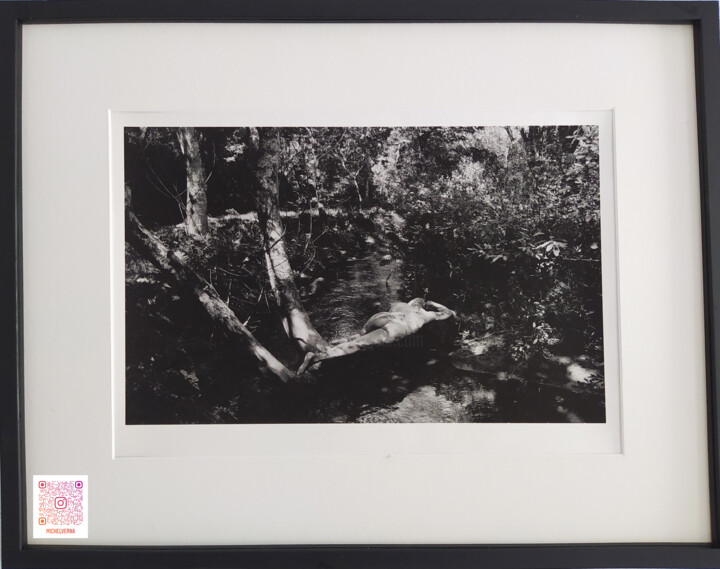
[1,1,719,568]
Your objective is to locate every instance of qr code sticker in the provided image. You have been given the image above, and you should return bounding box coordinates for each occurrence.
[33,475,88,538]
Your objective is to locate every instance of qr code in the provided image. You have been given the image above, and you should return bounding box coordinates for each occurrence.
[37,480,84,526]
[33,475,87,538]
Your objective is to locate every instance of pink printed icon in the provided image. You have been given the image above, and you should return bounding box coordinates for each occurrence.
[33,475,88,538]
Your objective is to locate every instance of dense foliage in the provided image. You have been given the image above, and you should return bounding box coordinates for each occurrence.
[370,126,602,362]
[125,125,604,423]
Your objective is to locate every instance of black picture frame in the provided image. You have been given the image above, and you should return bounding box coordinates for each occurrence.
[1,1,720,567]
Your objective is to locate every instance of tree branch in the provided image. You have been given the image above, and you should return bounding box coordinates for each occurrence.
[125,184,296,383]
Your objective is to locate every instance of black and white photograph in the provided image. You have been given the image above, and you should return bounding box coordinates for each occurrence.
[124,125,605,425]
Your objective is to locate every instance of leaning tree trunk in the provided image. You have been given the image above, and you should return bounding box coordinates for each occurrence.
[125,184,295,383]
[248,127,329,355]
[176,127,209,238]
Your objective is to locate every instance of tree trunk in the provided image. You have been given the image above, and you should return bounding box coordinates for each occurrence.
[176,127,209,238]
[363,154,373,203]
[125,184,295,383]
[248,128,329,354]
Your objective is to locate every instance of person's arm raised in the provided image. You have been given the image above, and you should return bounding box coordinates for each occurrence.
[425,300,458,321]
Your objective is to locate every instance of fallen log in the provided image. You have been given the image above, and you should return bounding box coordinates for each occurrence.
[298,298,457,374]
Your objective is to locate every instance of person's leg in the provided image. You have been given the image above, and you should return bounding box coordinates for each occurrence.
[298,327,393,374]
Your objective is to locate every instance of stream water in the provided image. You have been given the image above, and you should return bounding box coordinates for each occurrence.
[302,248,606,423]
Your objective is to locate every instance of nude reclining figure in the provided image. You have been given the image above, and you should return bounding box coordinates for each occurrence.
[298,298,457,374]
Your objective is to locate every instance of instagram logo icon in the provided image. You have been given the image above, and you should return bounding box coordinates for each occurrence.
[33,475,88,539]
